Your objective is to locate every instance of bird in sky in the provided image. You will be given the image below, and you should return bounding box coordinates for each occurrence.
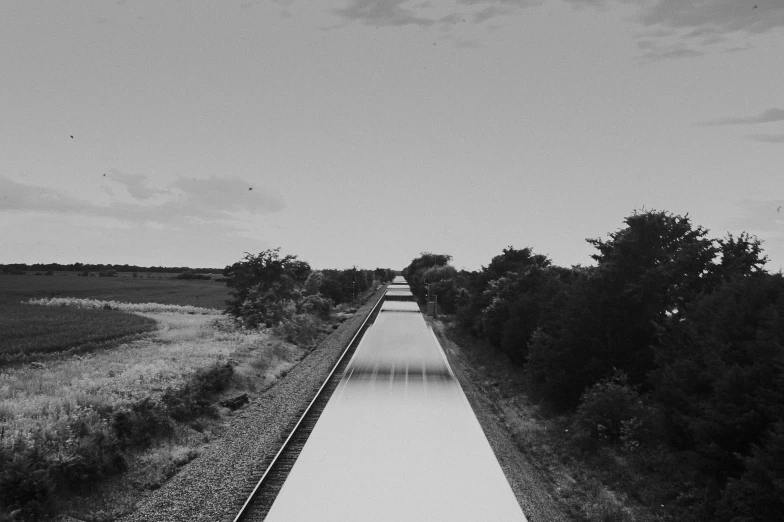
[778,205,781,213]
[70,135,73,139]
[249,187,253,191]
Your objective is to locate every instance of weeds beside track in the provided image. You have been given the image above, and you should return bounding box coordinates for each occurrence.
[233,288,386,522]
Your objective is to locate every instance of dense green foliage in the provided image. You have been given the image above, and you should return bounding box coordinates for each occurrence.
[407,209,781,520]
[222,248,393,328]
[401,253,469,313]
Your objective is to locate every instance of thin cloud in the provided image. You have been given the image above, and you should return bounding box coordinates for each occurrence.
[567,0,784,34]
[723,43,753,53]
[702,108,784,126]
[169,177,284,215]
[459,0,541,5]
[568,0,784,59]
[472,5,513,24]
[0,176,284,228]
[639,0,784,35]
[110,171,161,200]
[0,177,86,215]
[331,0,539,28]
[748,134,784,143]
[636,39,704,62]
[333,0,436,27]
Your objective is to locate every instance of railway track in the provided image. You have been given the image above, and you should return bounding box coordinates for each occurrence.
[231,288,387,522]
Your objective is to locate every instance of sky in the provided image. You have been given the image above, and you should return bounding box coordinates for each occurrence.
[1,0,782,272]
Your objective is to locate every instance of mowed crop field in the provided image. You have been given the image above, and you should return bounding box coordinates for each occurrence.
[0,274,233,359]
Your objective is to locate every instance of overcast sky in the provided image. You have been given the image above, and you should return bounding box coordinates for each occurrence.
[1,0,782,271]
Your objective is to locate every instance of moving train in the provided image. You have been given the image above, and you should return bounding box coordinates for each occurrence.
[264,277,527,521]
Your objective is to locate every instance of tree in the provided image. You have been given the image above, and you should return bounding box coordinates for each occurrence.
[222,248,311,326]
[527,210,719,409]
[713,232,768,283]
[652,273,784,479]
[457,247,552,337]
[402,253,453,302]
[485,246,550,281]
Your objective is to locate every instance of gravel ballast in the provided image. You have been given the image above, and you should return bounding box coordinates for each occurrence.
[121,287,386,522]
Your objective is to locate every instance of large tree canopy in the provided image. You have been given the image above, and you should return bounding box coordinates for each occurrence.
[222,248,311,325]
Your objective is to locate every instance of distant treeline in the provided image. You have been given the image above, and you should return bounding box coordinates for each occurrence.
[404,209,783,521]
[1,263,224,274]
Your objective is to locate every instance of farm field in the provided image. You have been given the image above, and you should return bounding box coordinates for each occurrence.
[0,272,232,309]
[0,304,157,360]
[0,274,233,361]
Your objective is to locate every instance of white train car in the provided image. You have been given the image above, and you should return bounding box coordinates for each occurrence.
[264,296,527,521]
[384,290,414,301]
[385,278,414,301]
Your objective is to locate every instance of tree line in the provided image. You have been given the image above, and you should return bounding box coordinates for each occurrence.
[1,263,222,274]
[222,248,395,329]
[403,209,782,521]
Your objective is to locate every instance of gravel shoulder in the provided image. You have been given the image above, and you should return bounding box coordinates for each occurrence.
[121,287,386,522]
[428,319,573,522]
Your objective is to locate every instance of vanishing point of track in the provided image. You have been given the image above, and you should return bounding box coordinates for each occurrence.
[230,288,387,522]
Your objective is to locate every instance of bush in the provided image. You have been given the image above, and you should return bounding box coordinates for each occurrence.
[0,443,52,519]
[238,296,296,328]
[0,405,128,519]
[298,294,333,320]
[273,314,322,348]
[575,372,654,444]
[161,362,234,421]
[718,423,784,522]
[112,398,172,448]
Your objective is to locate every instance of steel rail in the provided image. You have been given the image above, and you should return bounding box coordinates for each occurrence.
[231,286,387,522]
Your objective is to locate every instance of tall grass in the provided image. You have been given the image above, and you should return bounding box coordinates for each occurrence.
[0,310,305,520]
[26,297,220,315]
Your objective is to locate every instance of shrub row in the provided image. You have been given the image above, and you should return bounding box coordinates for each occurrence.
[176,271,212,280]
